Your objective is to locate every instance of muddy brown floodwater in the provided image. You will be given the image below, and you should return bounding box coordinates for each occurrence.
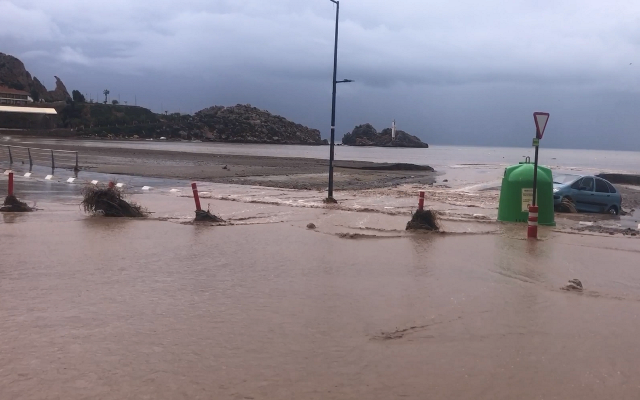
[2,194,640,399]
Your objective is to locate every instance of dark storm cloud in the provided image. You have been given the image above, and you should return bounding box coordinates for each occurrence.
[2,0,640,149]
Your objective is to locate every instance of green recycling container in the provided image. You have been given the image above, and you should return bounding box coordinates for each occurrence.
[497,162,555,226]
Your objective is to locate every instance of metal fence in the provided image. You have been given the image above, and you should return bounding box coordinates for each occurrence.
[0,145,79,170]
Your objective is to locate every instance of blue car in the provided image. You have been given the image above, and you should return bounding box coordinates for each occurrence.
[553,174,622,215]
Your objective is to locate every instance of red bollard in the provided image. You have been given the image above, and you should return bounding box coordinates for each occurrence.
[418,191,425,211]
[108,181,115,188]
[527,205,539,239]
[8,172,14,197]
[191,182,202,211]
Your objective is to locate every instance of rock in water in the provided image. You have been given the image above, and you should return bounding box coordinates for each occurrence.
[307,223,316,229]
[342,123,428,148]
[561,279,583,291]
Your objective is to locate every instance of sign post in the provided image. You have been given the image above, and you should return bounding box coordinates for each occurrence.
[532,112,549,206]
[529,112,549,239]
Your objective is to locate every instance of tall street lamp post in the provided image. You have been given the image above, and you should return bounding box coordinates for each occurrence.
[326,0,352,203]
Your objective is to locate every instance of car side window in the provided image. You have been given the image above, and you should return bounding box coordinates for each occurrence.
[580,177,595,191]
[606,181,617,193]
[570,179,583,190]
[595,179,609,193]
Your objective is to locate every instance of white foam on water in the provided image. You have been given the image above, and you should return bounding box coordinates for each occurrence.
[45,175,53,180]
[67,178,76,183]
[170,189,181,193]
[91,180,99,185]
[116,183,125,188]
[3,170,11,175]
[24,173,32,178]
[142,186,152,191]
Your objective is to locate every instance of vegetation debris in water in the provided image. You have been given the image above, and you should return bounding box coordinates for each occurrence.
[1,195,32,212]
[81,185,146,217]
[406,209,439,231]
[194,208,225,223]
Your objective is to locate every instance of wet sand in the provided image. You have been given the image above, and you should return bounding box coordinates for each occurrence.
[3,138,438,190]
[1,192,640,399]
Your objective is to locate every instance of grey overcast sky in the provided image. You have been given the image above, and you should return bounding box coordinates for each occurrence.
[2,0,640,149]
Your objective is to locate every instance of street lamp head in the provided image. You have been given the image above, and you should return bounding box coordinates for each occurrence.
[336,79,354,83]
[329,0,338,4]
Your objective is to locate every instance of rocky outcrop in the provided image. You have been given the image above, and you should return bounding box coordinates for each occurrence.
[49,76,71,102]
[342,123,428,148]
[195,104,326,145]
[0,52,70,102]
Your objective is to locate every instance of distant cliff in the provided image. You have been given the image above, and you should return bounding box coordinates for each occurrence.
[342,123,428,148]
[0,52,71,102]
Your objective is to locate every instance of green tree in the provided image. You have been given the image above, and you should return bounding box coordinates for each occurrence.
[112,99,119,105]
[103,89,110,104]
[72,90,86,103]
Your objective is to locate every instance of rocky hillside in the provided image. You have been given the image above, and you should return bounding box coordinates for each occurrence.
[342,123,428,148]
[195,104,325,144]
[41,103,326,145]
[0,52,71,102]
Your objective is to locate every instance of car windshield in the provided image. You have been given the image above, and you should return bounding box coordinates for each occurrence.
[553,174,580,184]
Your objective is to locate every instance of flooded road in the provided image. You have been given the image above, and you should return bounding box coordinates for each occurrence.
[2,189,640,399]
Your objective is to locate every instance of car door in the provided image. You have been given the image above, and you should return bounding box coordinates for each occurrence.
[573,177,596,212]
[605,180,622,212]
[594,178,612,212]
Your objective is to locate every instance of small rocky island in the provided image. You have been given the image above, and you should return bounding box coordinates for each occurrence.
[342,123,428,148]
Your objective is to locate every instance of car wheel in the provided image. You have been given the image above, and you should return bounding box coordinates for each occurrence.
[607,205,619,215]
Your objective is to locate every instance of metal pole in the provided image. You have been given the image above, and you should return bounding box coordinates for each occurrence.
[8,146,12,164]
[51,150,55,170]
[191,182,202,211]
[8,172,14,197]
[28,148,32,167]
[532,144,539,206]
[327,0,339,202]
[75,152,79,171]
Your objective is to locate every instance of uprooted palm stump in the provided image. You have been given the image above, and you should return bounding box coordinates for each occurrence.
[406,209,440,231]
[0,195,32,212]
[81,185,146,217]
[194,209,225,223]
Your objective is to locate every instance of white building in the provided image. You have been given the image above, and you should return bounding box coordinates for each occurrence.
[0,86,33,106]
